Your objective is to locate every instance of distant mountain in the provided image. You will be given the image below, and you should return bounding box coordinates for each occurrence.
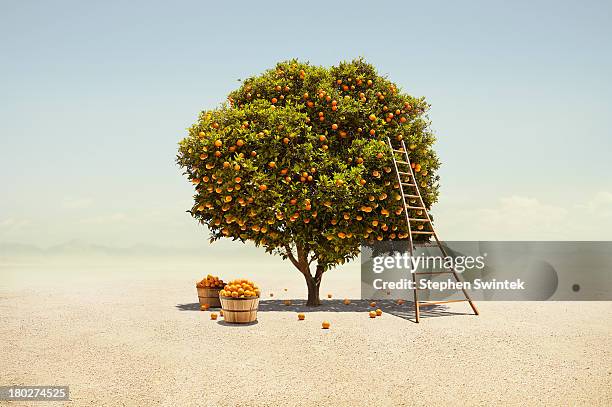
[0,242,45,256]
[0,239,246,258]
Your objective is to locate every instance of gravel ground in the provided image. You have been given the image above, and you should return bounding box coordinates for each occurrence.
[1,270,611,407]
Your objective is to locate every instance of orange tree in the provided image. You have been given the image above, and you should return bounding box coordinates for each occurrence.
[177,59,440,306]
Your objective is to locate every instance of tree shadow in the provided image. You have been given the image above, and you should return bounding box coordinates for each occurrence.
[177,299,473,323]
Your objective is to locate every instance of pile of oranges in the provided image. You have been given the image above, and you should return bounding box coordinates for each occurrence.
[196,274,224,289]
[220,279,260,298]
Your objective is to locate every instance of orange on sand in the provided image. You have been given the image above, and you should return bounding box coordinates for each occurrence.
[321,321,330,329]
[284,300,292,306]
[396,299,405,305]
[343,298,351,305]
[297,313,305,320]
[219,310,224,316]
[201,304,210,311]
[369,311,377,318]
[327,293,332,299]
[210,313,218,320]
[375,309,383,316]
[370,301,376,307]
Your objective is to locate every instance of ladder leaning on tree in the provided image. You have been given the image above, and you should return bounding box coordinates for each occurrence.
[386,137,479,323]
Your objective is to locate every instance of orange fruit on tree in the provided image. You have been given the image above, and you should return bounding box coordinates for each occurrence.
[214,140,222,147]
[259,185,268,191]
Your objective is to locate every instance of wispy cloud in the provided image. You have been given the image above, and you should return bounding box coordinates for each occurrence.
[0,217,31,230]
[437,192,612,240]
[579,191,612,217]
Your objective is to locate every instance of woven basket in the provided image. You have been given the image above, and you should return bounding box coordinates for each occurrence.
[219,296,259,323]
[196,287,222,308]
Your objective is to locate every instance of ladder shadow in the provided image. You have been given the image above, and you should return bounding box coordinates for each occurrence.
[176,299,472,323]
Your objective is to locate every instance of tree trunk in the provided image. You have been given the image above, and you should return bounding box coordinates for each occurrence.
[285,244,324,307]
[304,272,321,306]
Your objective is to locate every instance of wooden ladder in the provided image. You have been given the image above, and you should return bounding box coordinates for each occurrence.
[386,137,479,323]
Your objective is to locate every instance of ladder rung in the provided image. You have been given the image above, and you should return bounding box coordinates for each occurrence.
[401,183,416,187]
[397,171,412,176]
[396,160,410,165]
[404,194,420,199]
[406,205,424,210]
[392,149,406,154]
[414,271,454,275]
[418,299,469,307]
[412,231,433,235]
[410,218,430,222]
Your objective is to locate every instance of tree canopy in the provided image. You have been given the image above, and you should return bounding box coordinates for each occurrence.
[177,59,440,305]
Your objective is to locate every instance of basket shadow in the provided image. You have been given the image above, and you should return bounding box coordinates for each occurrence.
[216,320,259,327]
[176,299,472,322]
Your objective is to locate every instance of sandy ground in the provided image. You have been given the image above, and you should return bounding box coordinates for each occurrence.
[1,262,611,407]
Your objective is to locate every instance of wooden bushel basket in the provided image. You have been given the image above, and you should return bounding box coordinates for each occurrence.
[197,287,222,308]
[220,296,259,323]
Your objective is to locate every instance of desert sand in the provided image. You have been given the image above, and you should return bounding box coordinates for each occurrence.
[1,259,611,407]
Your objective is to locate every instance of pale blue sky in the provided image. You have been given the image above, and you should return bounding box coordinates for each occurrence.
[1,0,611,248]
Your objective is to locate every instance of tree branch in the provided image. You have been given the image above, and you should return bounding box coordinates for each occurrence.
[314,263,325,285]
[284,245,301,270]
[308,252,318,265]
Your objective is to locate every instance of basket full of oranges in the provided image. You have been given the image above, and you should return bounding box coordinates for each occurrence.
[196,274,225,308]
[219,279,260,323]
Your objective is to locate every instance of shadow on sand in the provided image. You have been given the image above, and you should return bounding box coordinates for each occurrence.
[176,299,472,323]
